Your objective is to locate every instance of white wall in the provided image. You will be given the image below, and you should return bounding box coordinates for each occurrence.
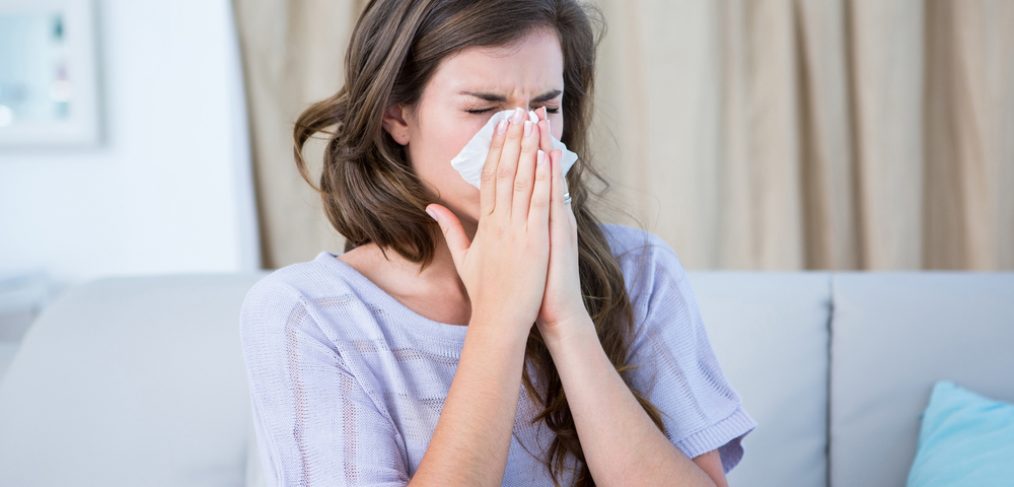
[0,0,260,300]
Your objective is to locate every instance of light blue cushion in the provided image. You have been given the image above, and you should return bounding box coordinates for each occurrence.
[907,380,1014,487]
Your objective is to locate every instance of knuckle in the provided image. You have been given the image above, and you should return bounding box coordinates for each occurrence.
[517,149,533,166]
[513,179,530,193]
[530,194,550,209]
[481,166,497,183]
[521,135,536,150]
[507,125,523,140]
[492,221,507,238]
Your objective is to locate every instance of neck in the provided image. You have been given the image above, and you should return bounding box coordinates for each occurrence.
[380,216,477,302]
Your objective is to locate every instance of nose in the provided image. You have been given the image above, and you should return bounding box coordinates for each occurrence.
[507,105,543,118]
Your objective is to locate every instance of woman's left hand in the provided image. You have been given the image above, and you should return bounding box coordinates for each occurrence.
[532,107,589,339]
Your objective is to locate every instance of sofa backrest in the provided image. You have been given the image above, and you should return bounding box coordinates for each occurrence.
[0,273,266,487]
[688,272,832,487]
[829,273,1014,486]
[2,271,1011,486]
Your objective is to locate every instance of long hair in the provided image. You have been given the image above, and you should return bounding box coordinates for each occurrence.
[291,1,665,484]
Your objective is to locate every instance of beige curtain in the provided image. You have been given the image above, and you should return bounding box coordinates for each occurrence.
[233,0,1014,271]
[232,0,370,268]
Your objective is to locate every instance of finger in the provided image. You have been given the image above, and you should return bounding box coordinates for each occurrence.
[549,149,567,230]
[426,204,469,270]
[537,108,553,155]
[480,117,509,216]
[512,119,540,221]
[512,122,540,222]
[496,108,526,219]
[554,149,570,197]
[512,147,541,223]
[530,148,551,229]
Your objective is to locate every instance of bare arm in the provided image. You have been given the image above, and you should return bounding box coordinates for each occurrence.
[542,314,721,487]
[408,321,529,487]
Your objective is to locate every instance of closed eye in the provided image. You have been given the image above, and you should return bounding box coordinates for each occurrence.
[467,107,560,115]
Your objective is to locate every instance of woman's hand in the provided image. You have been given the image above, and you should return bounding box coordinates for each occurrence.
[426,107,552,340]
[531,107,589,338]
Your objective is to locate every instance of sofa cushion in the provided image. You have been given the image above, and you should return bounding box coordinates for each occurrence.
[245,412,268,487]
[830,273,1014,487]
[906,380,1014,486]
[0,341,19,384]
[0,274,266,486]
[687,272,832,487]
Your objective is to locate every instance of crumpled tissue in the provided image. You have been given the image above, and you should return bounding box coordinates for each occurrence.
[450,108,579,189]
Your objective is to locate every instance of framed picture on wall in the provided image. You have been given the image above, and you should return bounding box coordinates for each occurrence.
[0,0,100,147]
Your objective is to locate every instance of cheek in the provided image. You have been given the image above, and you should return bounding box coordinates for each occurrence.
[432,115,484,162]
[410,122,483,204]
[414,121,468,172]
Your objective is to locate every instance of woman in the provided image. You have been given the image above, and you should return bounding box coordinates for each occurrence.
[239,0,757,485]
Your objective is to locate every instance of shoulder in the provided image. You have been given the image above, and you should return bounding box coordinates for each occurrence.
[241,260,316,313]
[239,263,315,342]
[598,222,653,255]
[242,252,358,306]
[597,222,689,304]
[238,252,363,340]
[599,222,683,267]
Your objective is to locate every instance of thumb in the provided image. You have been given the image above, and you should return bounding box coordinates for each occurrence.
[425,204,469,267]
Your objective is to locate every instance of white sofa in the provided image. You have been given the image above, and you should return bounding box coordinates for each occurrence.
[1,271,1012,486]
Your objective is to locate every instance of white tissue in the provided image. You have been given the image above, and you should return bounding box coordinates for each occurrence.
[450,108,579,189]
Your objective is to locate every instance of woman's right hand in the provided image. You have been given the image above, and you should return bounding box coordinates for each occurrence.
[426,107,555,338]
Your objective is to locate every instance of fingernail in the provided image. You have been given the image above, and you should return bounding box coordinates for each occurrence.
[523,120,532,137]
[425,207,439,221]
[496,118,508,134]
[511,107,524,123]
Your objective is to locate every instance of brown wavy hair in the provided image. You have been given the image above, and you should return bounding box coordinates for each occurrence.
[291,0,664,485]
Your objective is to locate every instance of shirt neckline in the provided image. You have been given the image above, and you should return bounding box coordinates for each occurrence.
[315,251,470,342]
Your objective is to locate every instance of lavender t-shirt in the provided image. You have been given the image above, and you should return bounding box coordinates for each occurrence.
[239,222,757,485]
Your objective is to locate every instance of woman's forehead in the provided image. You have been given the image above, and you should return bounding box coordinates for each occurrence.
[434,58,563,100]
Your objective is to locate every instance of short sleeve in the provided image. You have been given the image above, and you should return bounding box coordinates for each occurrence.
[239,279,410,486]
[624,235,758,475]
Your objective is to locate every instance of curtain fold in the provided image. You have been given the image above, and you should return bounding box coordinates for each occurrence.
[233,0,1013,270]
[231,0,370,268]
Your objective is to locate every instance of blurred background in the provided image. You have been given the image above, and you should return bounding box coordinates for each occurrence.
[1,0,1012,370]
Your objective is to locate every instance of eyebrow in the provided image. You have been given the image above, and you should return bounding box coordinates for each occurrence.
[459,89,562,103]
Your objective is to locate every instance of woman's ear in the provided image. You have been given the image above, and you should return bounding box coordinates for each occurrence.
[382,104,411,146]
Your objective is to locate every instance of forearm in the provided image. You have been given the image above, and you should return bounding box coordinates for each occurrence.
[409,322,528,487]
[542,316,717,487]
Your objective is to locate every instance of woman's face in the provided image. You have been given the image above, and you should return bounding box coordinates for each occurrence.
[383,27,565,227]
